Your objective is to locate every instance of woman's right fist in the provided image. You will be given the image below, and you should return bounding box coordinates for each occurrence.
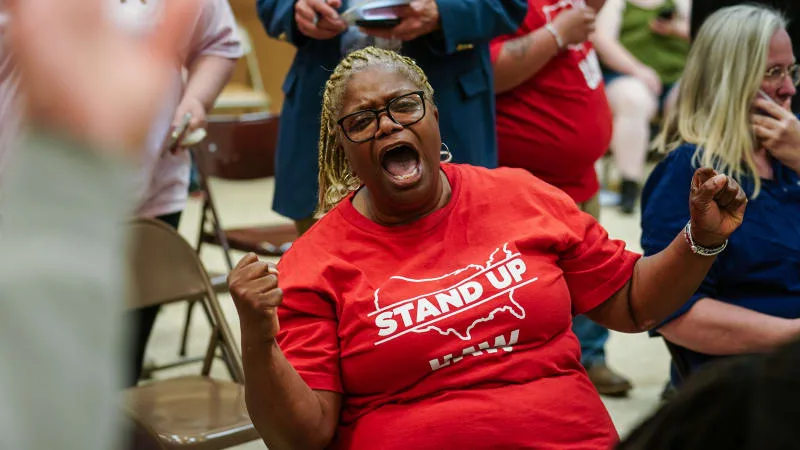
[228,253,282,342]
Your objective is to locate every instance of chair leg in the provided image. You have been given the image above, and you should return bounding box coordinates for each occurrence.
[178,300,198,357]
[193,150,235,271]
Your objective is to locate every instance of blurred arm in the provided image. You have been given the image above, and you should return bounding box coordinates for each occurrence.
[491,27,559,93]
[185,55,238,111]
[590,0,642,75]
[659,298,800,355]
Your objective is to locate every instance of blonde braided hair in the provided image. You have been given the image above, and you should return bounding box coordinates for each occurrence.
[316,46,434,216]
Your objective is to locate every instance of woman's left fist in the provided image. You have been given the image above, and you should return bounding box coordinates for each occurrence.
[688,167,748,248]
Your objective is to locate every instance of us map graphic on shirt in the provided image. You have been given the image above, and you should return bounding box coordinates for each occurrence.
[542,0,603,89]
[368,243,538,369]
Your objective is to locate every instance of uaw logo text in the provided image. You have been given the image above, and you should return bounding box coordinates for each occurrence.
[368,244,538,347]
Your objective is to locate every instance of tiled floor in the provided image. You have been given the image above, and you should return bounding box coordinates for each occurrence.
[145,176,670,449]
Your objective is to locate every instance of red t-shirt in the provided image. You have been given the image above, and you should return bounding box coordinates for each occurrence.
[491,0,613,203]
[276,164,639,450]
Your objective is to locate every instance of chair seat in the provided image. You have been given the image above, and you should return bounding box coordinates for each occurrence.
[214,83,270,110]
[201,224,298,257]
[125,376,258,449]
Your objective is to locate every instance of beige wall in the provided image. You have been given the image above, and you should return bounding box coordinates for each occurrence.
[229,0,296,113]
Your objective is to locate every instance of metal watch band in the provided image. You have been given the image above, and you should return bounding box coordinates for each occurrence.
[684,221,727,256]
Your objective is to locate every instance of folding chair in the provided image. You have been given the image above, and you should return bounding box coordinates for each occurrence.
[192,112,297,268]
[214,24,271,112]
[125,414,166,450]
[179,112,297,357]
[125,218,258,449]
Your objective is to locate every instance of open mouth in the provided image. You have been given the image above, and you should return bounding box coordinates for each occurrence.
[380,144,422,186]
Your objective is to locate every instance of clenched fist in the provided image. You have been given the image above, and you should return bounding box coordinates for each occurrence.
[552,6,596,48]
[228,253,283,343]
[688,168,748,249]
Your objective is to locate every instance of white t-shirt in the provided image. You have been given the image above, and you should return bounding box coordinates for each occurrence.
[114,0,243,218]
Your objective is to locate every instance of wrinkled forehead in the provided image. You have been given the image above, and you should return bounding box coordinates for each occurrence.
[339,64,422,114]
[766,28,795,66]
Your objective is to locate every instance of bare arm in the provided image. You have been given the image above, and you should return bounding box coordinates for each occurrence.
[229,254,342,450]
[492,6,596,93]
[172,54,237,132]
[590,0,643,76]
[184,55,237,111]
[591,32,642,75]
[492,29,559,93]
[659,298,800,355]
[587,232,721,332]
[242,337,342,450]
[586,170,748,333]
[586,0,606,12]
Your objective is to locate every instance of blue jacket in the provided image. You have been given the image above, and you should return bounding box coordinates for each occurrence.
[257,0,527,219]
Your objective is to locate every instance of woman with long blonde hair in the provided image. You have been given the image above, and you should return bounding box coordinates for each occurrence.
[642,4,800,385]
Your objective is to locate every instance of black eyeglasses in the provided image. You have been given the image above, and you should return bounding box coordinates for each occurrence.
[337,91,426,143]
[764,64,800,87]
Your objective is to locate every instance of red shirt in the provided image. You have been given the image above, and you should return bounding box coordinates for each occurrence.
[276,164,639,450]
[491,0,613,203]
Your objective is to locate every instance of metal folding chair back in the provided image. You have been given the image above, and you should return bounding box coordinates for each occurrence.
[125,218,257,450]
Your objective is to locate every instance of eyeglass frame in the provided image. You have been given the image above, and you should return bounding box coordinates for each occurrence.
[337,91,427,143]
[764,63,800,87]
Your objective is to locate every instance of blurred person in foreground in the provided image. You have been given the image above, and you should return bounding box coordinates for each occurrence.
[0,0,198,448]
[490,0,634,396]
[114,0,242,387]
[0,2,20,186]
[618,338,800,449]
[642,4,800,385]
[227,46,747,450]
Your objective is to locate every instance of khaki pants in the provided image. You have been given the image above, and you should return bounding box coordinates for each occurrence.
[578,193,600,220]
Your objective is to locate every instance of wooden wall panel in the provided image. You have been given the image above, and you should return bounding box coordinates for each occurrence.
[228,0,296,113]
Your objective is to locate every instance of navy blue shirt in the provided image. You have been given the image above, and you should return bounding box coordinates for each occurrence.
[641,143,800,375]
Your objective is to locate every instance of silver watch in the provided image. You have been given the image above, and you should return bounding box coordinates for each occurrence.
[684,221,727,256]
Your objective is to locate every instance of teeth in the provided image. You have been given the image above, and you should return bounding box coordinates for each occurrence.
[392,167,419,181]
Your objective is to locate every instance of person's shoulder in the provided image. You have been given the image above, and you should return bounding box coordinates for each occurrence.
[657,142,699,170]
[276,209,346,272]
[454,164,577,208]
[642,143,697,212]
[454,163,542,187]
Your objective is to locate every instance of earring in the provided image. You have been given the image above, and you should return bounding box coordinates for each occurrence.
[440,143,453,163]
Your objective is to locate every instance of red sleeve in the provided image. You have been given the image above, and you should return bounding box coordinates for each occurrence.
[491,167,642,316]
[275,253,343,393]
[557,207,641,316]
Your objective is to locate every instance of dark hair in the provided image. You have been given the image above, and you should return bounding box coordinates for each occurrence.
[618,339,800,450]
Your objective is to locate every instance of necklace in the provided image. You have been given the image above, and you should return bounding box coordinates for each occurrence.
[120,0,147,3]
